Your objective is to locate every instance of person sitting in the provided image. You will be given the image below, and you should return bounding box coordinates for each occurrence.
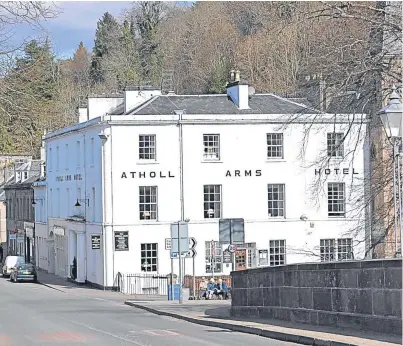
[198,277,208,299]
[206,278,216,299]
[214,279,229,299]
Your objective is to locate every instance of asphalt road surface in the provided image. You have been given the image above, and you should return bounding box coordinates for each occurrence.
[0,276,299,346]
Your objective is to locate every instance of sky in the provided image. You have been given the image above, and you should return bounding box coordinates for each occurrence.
[12,1,193,59]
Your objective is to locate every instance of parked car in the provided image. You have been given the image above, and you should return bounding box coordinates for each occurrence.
[10,263,37,283]
[2,256,24,277]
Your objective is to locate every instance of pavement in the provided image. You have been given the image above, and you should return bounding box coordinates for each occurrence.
[0,271,298,345]
[124,300,402,346]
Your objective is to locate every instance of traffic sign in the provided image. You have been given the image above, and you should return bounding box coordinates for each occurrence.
[186,249,197,258]
[171,252,188,259]
[223,250,232,263]
[170,222,189,256]
[228,244,237,253]
[189,237,197,249]
[165,238,172,250]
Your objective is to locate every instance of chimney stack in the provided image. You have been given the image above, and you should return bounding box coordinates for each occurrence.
[226,70,249,110]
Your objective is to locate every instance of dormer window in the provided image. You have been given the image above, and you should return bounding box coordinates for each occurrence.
[24,171,28,180]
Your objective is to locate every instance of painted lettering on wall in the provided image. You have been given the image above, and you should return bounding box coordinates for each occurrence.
[55,174,81,182]
[225,170,262,177]
[314,168,359,175]
[121,171,175,179]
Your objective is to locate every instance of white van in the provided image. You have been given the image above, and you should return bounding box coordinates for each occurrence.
[2,256,25,277]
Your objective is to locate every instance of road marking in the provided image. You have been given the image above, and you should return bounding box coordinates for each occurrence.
[60,317,147,345]
[129,329,181,336]
[0,336,10,345]
[39,332,94,342]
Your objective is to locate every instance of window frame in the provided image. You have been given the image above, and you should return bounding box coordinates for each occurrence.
[269,239,286,266]
[337,238,353,261]
[56,146,59,171]
[76,141,81,168]
[65,143,69,170]
[267,183,286,217]
[328,182,346,217]
[205,241,223,273]
[140,243,158,272]
[203,134,220,161]
[320,238,353,262]
[48,147,52,171]
[203,185,222,219]
[266,133,284,159]
[327,132,344,158]
[139,134,157,161]
[90,137,95,166]
[320,239,336,261]
[139,186,158,220]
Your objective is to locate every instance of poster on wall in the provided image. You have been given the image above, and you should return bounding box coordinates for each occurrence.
[91,235,101,250]
[114,231,129,251]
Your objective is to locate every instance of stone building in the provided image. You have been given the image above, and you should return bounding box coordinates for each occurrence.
[0,156,37,252]
[4,160,41,261]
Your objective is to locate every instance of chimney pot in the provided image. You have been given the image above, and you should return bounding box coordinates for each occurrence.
[235,70,241,82]
[229,70,235,82]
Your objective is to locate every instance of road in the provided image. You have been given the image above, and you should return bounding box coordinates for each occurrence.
[0,276,298,345]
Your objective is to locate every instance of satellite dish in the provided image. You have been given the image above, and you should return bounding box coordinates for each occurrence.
[248,86,255,96]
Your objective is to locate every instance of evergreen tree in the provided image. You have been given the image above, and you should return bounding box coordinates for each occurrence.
[91,12,121,83]
[0,39,58,156]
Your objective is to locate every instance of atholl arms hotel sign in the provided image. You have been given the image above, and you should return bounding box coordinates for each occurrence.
[118,167,359,179]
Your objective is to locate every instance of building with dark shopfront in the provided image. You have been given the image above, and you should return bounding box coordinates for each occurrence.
[4,175,40,263]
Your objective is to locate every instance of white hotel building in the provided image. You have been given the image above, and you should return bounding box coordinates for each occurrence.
[36,80,369,289]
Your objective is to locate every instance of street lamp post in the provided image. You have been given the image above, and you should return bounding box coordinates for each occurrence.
[378,85,403,256]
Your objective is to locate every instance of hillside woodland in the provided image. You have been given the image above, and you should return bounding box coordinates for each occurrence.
[0,1,401,157]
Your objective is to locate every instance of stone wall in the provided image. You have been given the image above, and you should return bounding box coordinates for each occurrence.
[231,259,402,335]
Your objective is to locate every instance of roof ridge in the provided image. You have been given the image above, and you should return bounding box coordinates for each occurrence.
[268,93,322,114]
[126,95,161,115]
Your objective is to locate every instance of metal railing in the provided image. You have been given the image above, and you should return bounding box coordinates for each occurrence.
[116,272,168,295]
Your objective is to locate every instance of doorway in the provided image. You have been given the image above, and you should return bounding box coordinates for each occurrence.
[235,249,247,270]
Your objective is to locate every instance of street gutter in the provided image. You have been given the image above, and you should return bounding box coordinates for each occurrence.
[124,301,370,346]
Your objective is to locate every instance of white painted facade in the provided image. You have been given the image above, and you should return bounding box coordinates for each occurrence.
[42,98,369,288]
[33,180,49,271]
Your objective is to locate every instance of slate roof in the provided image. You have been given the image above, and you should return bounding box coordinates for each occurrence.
[127,94,318,115]
[326,92,370,114]
[3,174,40,190]
[2,159,42,193]
[109,103,124,115]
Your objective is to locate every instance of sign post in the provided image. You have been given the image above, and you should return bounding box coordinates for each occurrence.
[186,237,197,299]
[211,240,215,279]
[170,222,189,304]
[219,218,244,272]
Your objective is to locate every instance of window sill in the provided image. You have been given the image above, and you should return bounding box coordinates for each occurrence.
[268,217,286,220]
[328,157,344,161]
[201,160,223,163]
[266,159,286,163]
[139,219,158,224]
[328,216,346,219]
[137,161,159,165]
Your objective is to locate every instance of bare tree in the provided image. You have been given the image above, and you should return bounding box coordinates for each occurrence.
[283,1,402,258]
